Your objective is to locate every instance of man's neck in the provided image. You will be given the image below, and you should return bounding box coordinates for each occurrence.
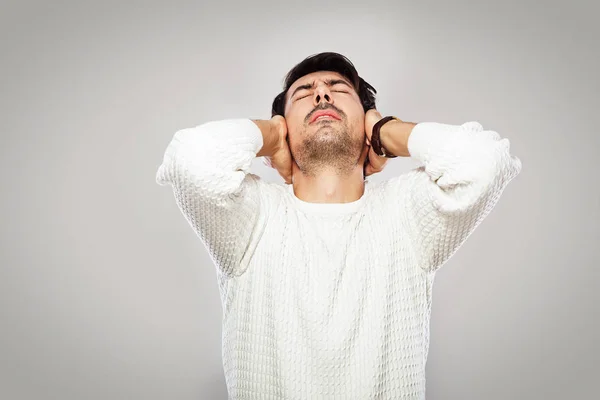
[291,165,365,204]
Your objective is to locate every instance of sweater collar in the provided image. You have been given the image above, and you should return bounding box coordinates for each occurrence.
[286,182,369,215]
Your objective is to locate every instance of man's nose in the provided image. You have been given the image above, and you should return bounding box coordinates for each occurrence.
[313,85,333,106]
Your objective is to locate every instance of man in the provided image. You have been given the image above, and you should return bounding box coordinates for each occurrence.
[156,52,522,399]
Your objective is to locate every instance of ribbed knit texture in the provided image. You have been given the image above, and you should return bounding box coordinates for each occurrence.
[156,118,522,399]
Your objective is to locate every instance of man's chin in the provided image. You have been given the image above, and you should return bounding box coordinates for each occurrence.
[313,121,340,132]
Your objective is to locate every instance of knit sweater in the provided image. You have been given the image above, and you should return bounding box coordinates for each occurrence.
[155,118,522,399]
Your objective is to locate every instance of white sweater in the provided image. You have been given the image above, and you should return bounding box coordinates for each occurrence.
[156,118,522,399]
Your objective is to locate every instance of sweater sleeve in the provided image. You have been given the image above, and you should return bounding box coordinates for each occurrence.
[155,118,270,278]
[394,121,522,273]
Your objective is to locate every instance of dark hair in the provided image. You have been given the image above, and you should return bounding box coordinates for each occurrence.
[271,52,377,117]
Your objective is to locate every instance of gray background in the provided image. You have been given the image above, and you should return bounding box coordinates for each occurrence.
[1,0,598,399]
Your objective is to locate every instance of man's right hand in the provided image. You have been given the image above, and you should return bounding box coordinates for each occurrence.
[255,116,293,184]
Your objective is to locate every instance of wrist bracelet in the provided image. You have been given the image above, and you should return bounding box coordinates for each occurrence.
[371,116,399,158]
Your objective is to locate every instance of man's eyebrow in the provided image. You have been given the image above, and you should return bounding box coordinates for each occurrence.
[290,78,354,99]
[290,83,314,99]
[325,78,353,88]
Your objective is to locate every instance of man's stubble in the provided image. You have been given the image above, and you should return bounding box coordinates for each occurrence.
[291,120,365,178]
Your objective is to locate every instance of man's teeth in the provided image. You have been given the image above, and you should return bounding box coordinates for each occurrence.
[317,115,334,120]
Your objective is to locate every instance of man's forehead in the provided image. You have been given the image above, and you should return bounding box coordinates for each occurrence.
[288,71,351,91]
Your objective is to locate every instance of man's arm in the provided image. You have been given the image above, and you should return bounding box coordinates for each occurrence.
[156,118,282,277]
[383,119,522,273]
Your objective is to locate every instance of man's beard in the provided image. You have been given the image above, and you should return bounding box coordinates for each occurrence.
[292,120,364,178]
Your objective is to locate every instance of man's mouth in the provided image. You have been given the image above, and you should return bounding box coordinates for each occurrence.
[314,115,338,122]
[309,109,342,124]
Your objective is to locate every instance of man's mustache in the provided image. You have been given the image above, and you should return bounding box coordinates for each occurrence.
[305,104,345,123]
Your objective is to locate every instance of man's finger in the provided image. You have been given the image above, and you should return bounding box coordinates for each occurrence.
[368,148,387,172]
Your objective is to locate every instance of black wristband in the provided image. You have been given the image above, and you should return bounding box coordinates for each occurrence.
[371,116,398,158]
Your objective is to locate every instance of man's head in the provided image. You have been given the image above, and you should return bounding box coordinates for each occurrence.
[271,52,377,178]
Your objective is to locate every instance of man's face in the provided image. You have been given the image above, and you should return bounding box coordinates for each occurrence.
[283,71,366,176]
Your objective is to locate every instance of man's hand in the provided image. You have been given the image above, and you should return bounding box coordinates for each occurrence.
[364,109,391,177]
[262,115,294,184]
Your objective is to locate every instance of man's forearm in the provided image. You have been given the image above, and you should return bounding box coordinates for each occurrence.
[380,119,418,157]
